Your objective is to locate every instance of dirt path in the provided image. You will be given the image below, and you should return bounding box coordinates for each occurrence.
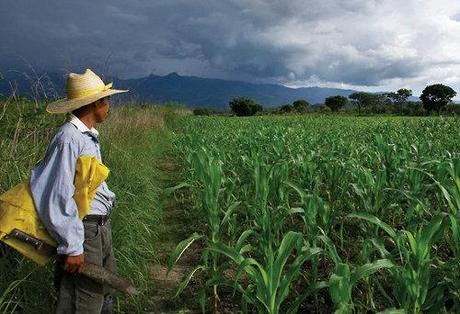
[148,157,202,313]
[147,150,241,314]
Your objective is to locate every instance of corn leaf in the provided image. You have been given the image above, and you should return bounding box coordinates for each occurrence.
[348,212,397,239]
[167,232,204,272]
[173,265,205,298]
[351,259,394,284]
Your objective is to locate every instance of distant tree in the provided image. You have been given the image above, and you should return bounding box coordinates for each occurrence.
[292,99,310,113]
[229,97,263,116]
[278,104,294,114]
[404,101,426,116]
[349,92,374,115]
[420,84,457,114]
[444,103,460,115]
[325,95,348,112]
[348,92,389,114]
[318,104,332,113]
[388,88,412,113]
[193,107,210,116]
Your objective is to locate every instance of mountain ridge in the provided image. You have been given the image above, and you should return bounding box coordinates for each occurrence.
[113,73,361,108]
[0,71,414,108]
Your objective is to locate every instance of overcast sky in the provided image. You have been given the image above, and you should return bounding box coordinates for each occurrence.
[2,0,460,96]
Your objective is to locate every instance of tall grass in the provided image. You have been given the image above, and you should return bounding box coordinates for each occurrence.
[100,105,173,312]
[0,99,177,312]
[0,98,63,312]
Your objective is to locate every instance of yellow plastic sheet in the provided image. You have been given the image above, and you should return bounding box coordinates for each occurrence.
[0,156,109,265]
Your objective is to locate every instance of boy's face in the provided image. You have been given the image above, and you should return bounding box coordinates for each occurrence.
[94,97,111,123]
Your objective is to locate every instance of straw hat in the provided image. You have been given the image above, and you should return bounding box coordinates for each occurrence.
[47,69,128,114]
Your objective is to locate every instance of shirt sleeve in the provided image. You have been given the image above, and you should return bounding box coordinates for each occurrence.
[30,139,84,256]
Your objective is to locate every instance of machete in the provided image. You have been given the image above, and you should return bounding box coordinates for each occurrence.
[5,228,138,296]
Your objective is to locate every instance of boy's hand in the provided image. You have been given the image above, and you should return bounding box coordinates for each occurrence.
[64,254,85,273]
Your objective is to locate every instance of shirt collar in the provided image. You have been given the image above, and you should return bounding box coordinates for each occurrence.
[69,114,100,138]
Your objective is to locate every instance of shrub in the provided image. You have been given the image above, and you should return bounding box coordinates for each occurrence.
[443,103,460,115]
[401,101,426,116]
[193,107,210,116]
[278,104,294,114]
[325,96,348,112]
[318,104,332,113]
[229,97,263,116]
[292,99,310,113]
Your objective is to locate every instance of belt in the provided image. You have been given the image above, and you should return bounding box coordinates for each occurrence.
[83,214,110,226]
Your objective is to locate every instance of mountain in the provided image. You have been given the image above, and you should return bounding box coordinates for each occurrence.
[0,71,414,108]
[114,73,358,108]
[0,70,66,100]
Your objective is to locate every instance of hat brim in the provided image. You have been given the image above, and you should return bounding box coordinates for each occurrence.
[46,88,129,114]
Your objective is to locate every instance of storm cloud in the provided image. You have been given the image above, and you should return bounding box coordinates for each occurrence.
[1,0,460,95]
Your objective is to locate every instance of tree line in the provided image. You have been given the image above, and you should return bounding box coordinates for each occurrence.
[194,83,458,116]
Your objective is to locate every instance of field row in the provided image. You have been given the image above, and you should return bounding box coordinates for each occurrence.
[170,116,460,313]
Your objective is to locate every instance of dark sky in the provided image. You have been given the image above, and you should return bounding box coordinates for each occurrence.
[2,0,460,95]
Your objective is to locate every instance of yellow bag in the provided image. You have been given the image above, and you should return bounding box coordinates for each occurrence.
[0,156,110,265]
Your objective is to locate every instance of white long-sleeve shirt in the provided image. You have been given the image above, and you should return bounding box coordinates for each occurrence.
[30,115,115,256]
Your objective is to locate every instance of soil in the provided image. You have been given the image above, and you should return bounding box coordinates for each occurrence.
[149,157,207,313]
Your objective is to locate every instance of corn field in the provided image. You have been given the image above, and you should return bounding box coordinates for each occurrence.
[170,115,460,313]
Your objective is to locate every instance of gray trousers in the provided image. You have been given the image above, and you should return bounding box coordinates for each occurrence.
[54,220,116,314]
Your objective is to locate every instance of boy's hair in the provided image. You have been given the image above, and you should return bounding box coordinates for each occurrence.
[71,103,91,117]
[71,97,106,117]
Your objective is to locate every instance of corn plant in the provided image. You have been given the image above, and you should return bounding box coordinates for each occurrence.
[348,212,446,313]
[319,233,395,313]
[432,158,460,311]
[350,165,388,216]
[285,182,333,240]
[171,115,460,312]
[329,261,395,314]
[168,146,237,312]
[209,231,321,314]
[249,158,301,249]
[284,181,334,289]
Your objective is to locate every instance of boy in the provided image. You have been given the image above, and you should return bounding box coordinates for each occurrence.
[30,69,127,313]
